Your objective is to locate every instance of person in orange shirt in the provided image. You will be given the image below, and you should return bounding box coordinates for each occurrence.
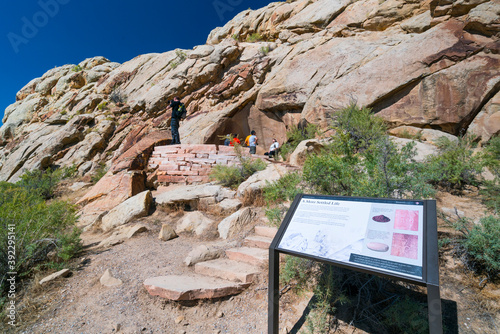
[244,133,251,147]
[230,133,241,146]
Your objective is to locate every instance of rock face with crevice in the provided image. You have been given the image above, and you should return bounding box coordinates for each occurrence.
[1,0,499,184]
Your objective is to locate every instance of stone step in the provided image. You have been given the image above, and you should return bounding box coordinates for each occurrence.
[226,247,268,267]
[243,235,273,249]
[195,259,261,283]
[254,225,278,239]
[143,275,250,301]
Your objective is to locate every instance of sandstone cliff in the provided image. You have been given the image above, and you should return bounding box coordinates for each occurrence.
[0,0,499,183]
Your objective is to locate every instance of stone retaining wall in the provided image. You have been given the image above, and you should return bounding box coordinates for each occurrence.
[149,144,248,185]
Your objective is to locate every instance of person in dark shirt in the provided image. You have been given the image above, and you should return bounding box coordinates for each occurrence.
[168,97,182,144]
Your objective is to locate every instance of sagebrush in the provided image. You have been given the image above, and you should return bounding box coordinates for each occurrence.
[0,169,81,307]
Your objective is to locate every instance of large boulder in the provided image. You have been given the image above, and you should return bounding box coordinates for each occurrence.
[218,207,256,239]
[467,91,500,144]
[176,211,215,236]
[289,139,325,167]
[184,242,236,266]
[77,171,147,211]
[100,190,152,232]
[237,163,289,197]
[279,0,352,32]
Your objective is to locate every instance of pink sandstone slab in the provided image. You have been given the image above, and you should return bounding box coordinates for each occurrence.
[254,226,278,238]
[157,175,187,183]
[143,275,250,300]
[243,235,273,249]
[226,247,268,266]
[194,259,261,283]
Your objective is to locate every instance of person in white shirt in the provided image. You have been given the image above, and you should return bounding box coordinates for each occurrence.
[248,130,258,154]
[265,138,279,157]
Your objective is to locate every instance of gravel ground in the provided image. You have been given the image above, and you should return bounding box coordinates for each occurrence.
[10,211,308,334]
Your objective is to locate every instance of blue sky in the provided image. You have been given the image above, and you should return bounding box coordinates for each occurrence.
[0,0,274,126]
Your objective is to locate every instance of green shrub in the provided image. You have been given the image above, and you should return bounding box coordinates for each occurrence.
[264,207,284,227]
[303,152,360,196]
[91,162,108,184]
[17,167,70,200]
[246,32,263,42]
[97,101,108,111]
[210,146,266,188]
[279,123,319,160]
[175,49,187,62]
[454,215,500,278]
[305,264,348,334]
[170,49,187,69]
[480,136,500,210]
[331,103,386,155]
[426,135,483,190]
[210,164,244,188]
[302,105,435,199]
[303,140,434,199]
[382,296,429,333]
[240,153,267,179]
[0,182,80,299]
[72,65,82,72]
[263,172,302,204]
[280,256,315,291]
[482,136,500,172]
[259,46,270,55]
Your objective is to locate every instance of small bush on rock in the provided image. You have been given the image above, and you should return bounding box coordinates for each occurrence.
[280,123,319,160]
[18,167,75,200]
[210,145,266,189]
[425,135,484,191]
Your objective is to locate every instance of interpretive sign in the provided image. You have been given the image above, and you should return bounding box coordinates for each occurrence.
[277,195,425,281]
[268,194,443,334]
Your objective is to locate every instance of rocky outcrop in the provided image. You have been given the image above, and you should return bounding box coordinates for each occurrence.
[1,0,499,184]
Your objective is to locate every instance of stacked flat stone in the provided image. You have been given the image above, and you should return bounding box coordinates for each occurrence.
[149,144,248,185]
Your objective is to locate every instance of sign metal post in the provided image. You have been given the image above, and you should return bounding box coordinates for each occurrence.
[268,194,443,334]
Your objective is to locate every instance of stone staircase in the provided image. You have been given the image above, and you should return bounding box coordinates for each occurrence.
[144,225,278,300]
